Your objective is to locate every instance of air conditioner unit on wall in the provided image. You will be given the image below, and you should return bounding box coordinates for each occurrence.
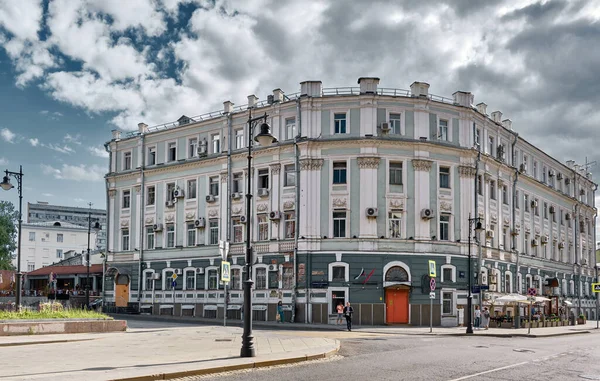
[174,269,182,275]
[565,178,571,185]
[268,264,278,271]
[269,211,282,220]
[194,218,206,228]
[206,195,216,203]
[519,164,527,173]
[258,188,270,197]
[531,239,539,247]
[531,200,538,208]
[565,213,572,221]
[549,169,555,177]
[153,223,163,232]
[151,273,161,280]
[240,215,247,224]
[549,206,555,214]
[489,284,497,292]
[420,208,435,219]
[486,230,494,239]
[173,188,184,198]
[196,267,204,274]
[489,275,497,284]
[541,236,549,244]
[165,200,175,208]
[366,207,378,217]
[381,122,390,132]
[232,192,242,200]
[511,228,520,236]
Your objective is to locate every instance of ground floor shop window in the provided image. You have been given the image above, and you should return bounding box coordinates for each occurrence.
[331,290,346,314]
[442,292,453,315]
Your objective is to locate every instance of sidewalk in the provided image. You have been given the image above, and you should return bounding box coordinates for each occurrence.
[114,313,600,338]
[0,325,339,381]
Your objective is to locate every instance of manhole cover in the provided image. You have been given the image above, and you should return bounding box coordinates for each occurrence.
[215,338,233,342]
[579,375,600,380]
[513,349,535,353]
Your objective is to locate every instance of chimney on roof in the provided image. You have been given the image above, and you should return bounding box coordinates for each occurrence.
[223,101,234,114]
[247,95,258,108]
[452,91,474,107]
[300,81,322,97]
[566,160,575,168]
[476,102,487,115]
[357,77,380,94]
[272,88,284,103]
[111,129,121,141]
[410,81,430,97]
[491,111,503,123]
[138,122,148,134]
[502,119,512,130]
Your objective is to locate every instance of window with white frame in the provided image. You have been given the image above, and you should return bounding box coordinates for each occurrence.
[232,217,243,243]
[515,190,520,209]
[542,165,547,183]
[187,179,197,199]
[334,113,347,134]
[122,190,131,209]
[168,142,177,162]
[285,117,296,140]
[29,232,35,241]
[27,262,34,272]
[232,173,242,193]
[442,292,453,315]
[231,268,241,290]
[56,249,63,259]
[57,233,63,243]
[505,273,512,293]
[207,269,218,290]
[438,119,448,141]
[257,214,269,241]
[502,185,508,204]
[474,126,481,148]
[331,266,346,282]
[121,229,130,251]
[147,185,155,205]
[333,211,347,238]
[211,134,220,154]
[185,269,195,290]
[164,270,174,291]
[524,194,530,212]
[189,138,198,158]
[166,224,175,248]
[255,268,267,289]
[477,175,483,195]
[284,211,295,239]
[522,154,528,173]
[123,151,132,170]
[143,271,154,291]
[166,182,175,202]
[209,219,219,245]
[389,162,403,185]
[543,202,548,219]
[187,223,196,246]
[389,211,402,238]
[284,164,296,187]
[235,129,244,149]
[147,146,156,165]
[489,180,496,200]
[258,169,269,189]
[502,228,508,250]
[439,214,450,241]
[533,161,538,179]
[439,166,450,189]
[282,267,293,289]
[441,265,455,283]
[389,113,401,135]
[517,274,523,293]
[146,226,154,250]
[209,176,219,196]
[333,162,347,184]
[488,136,495,156]
[534,199,539,216]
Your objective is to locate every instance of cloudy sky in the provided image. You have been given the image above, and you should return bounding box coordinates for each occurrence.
[0,0,599,220]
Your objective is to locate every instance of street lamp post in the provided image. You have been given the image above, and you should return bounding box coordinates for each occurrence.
[86,203,101,309]
[1,166,24,308]
[466,214,483,334]
[240,109,277,358]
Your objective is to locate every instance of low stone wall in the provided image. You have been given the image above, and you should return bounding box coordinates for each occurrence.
[0,319,127,336]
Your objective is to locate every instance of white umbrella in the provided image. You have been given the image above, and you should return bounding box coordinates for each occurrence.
[495,294,528,303]
[518,296,551,304]
[563,300,573,306]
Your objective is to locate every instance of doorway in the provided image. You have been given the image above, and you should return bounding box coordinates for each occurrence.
[115,274,130,307]
[385,288,409,324]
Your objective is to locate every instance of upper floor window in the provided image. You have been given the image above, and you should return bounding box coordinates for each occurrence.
[56,249,63,259]
[534,199,539,216]
[166,224,175,248]
[146,227,155,250]
[147,186,155,206]
[168,142,177,162]
[498,143,506,162]
[209,176,219,196]
[166,183,175,202]
[123,151,132,170]
[439,214,450,241]
[284,211,296,239]
[57,233,63,243]
[122,190,131,209]
[438,119,448,141]
[258,169,269,189]
[187,222,196,246]
[502,185,508,204]
[28,232,35,241]
[542,166,547,183]
[209,219,219,245]
[533,161,538,179]
[284,164,296,187]
[488,136,494,156]
[515,190,520,209]
[474,126,481,148]
[235,129,244,149]
[524,194,530,212]
[147,146,156,165]
[334,113,347,134]
[187,179,197,199]
[389,162,403,185]
[212,134,220,154]
[285,118,296,140]
[333,162,347,184]
[522,154,528,172]
[439,166,450,189]
[543,202,548,219]
[232,173,243,193]
[389,211,401,238]
[258,214,269,241]
[121,229,130,251]
[189,138,198,158]
[477,175,483,196]
[333,211,347,238]
[232,217,243,243]
[489,180,496,200]
[389,113,401,135]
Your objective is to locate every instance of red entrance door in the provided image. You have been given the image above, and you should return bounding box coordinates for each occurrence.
[385,288,409,324]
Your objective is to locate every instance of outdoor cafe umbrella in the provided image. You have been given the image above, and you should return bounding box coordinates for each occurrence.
[495,294,528,304]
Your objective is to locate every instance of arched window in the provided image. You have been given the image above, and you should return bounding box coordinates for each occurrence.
[385,266,409,282]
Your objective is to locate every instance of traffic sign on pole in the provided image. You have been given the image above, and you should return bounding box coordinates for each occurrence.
[430,278,436,291]
[527,287,537,296]
[428,260,436,278]
[172,273,178,280]
[592,283,600,293]
[221,261,231,283]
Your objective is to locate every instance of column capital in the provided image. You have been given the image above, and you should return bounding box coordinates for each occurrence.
[357,157,380,169]
[412,159,432,172]
[300,158,324,171]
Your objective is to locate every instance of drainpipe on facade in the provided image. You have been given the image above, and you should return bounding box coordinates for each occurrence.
[103,142,112,311]
[224,112,233,327]
[593,183,598,325]
[291,97,301,323]
[510,131,520,329]
[137,132,146,313]
[573,170,581,318]
[473,124,482,307]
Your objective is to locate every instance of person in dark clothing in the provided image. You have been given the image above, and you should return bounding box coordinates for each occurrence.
[343,302,354,331]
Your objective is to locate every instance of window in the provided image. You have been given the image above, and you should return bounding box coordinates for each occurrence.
[439,167,450,189]
[258,214,269,241]
[258,169,269,189]
[326,209,346,239]
[282,267,293,289]
[231,268,241,290]
[439,214,450,241]
[168,142,177,162]
[232,217,243,243]
[333,162,347,184]
[256,268,267,289]
[28,232,35,241]
[235,129,244,149]
[147,147,156,165]
[166,225,175,248]
[442,292,453,315]
[502,228,508,250]
[284,164,296,187]
[389,211,402,238]
[533,161,538,179]
[27,263,35,272]
[212,134,220,153]
[189,138,198,158]
[209,220,219,245]
[166,183,175,202]
[332,266,346,282]
[502,185,508,204]
[187,223,196,246]
[122,190,131,209]
[488,136,494,156]
[389,113,401,134]
[389,162,403,185]
[474,127,481,148]
[524,194,530,212]
[489,180,496,200]
[505,273,512,293]
[438,119,448,141]
[57,233,63,243]
[542,166,547,183]
[498,143,506,161]
[187,179,197,199]
[208,269,218,290]
[143,272,154,291]
[442,268,453,283]
[123,151,132,170]
[515,190,520,209]
[534,199,539,216]
[146,227,155,250]
[56,249,63,259]
[209,176,219,196]
[164,270,174,291]
[543,202,548,219]
[186,270,195,290]
[269,268,278,289]
[477,175,483,195]
[284,212,295,239]
[121,229,130,251]
[334,113,347,134]
[147,186,155,205]
[232,173,242,193]
[285,118,296,140]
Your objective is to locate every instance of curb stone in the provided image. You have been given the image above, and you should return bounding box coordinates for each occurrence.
[0,338,95,347]
[109,342,341,381]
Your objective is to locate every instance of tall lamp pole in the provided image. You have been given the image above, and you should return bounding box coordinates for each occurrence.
[1,166,24,308]
[240,110,277,358]
[466,214,483,334]
[86,203,101,309]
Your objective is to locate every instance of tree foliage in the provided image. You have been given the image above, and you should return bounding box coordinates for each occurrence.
[0,201,17,270]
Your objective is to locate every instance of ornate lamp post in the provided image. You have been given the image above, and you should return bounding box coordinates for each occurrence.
[86,203,101,309]
[1,166,24,308]
[240,110,277,358]
[466,214,483,334]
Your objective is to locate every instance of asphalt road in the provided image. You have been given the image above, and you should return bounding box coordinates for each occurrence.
[127,316,600,381]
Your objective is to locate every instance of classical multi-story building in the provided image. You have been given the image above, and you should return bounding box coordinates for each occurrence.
[17,221,98,272]
[27,202,107,250]
[104,77,597,325]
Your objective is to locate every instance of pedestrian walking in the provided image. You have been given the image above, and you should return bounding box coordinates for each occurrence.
[336,303,344,325]
[343,302,354,331]
[277,301,285,323]
[474,305,481,330]
[482,307,490,330]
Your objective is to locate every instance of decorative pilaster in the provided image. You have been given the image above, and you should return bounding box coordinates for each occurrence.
[458,165,477,178]
[357,157,380,169]
[412,159,433,172]
[270,164,281,174]
[108,189,117,198]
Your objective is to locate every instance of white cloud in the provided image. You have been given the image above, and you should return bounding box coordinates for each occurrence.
[43,143,75,154]
[0,157,8,166]
[41,193,54,197]
[40,110,48,115]
[0,0,43,41]
[41,163,105,182]
[88,146,109,158]
[29,138,39,147]
[1,128,16,143]
[64,133,81,145]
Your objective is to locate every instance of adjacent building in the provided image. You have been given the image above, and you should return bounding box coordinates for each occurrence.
[104,77,597,325]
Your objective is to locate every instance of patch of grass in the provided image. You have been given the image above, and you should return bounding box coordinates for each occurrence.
[0,310,112,320]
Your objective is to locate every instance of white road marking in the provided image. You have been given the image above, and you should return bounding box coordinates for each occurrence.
[447,361,530,381]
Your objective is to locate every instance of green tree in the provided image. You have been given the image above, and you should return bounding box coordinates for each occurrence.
[0,201,17,270]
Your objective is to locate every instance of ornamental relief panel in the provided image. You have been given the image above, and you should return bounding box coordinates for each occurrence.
[220,172,228,183]
[439,201,452,212]
[503,217,510,227]
[332,197,347,209]
[134,185,141,193]
[164,213,175,223]
[357,157,380,169]
[388,198,404,210]
[232,206,243,215]
[185,211,196,221]
[411,159,432,172]
[120,219,129,228]
[256,203,269,213]
[283,200,295,210]
[270,164,281,174]
[299,158,324,171]
[207,208,219,218]
[458,165,477,178]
